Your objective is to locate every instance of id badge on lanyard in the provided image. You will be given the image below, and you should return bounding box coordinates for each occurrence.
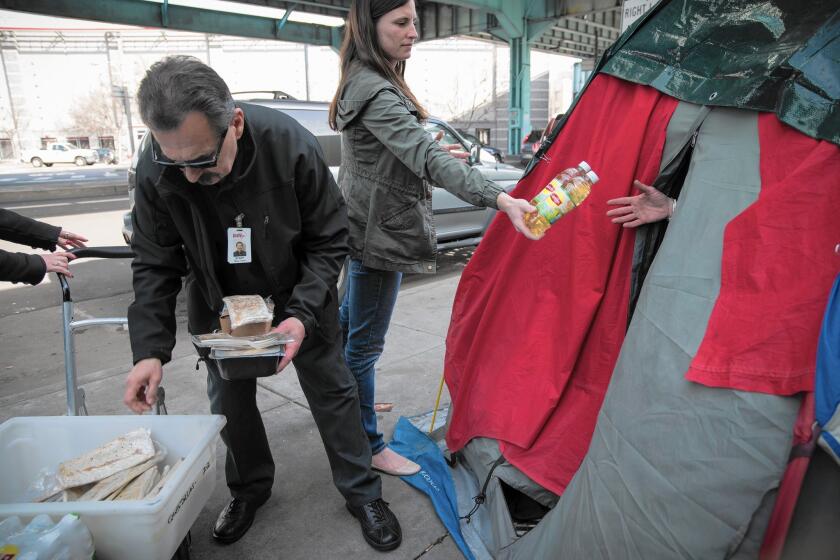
[228,213,251,264]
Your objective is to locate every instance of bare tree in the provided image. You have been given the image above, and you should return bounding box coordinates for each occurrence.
[445,73,492,131]
[0,111,29,158]
[0,125,16,159]
[67,84,122,138]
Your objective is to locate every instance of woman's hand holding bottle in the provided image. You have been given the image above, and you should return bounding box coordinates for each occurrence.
[497,192,541,240]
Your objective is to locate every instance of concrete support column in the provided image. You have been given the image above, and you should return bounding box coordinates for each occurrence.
[104,32,122,139]
[0,31,26,156]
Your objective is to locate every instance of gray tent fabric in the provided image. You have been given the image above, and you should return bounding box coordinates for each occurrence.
[453,438,558,556]
[461,438,558,509]
[630,101,711,313]
[498,106,800,560]
[727,488,778,559]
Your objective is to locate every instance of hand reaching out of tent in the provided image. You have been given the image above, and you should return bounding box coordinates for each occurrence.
[606,180,674,227]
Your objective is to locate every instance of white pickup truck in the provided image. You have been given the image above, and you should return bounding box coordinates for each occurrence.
[23,143,98,167]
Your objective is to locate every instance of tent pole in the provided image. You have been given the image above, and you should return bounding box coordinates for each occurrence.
[429,372,447,434]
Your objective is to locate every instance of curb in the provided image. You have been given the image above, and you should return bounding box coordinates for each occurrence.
[0,183,128,204]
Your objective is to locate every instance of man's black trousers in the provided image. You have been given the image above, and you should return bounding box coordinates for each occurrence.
[204,327,382,507]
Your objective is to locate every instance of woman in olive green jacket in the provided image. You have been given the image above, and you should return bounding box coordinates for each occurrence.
[329,0,537,476]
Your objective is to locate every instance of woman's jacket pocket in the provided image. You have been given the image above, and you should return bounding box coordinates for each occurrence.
[378,187,422,233]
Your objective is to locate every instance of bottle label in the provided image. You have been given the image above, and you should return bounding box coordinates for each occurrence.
[1,544,20,559]
[531,177,563,206]
[534,184,575,224]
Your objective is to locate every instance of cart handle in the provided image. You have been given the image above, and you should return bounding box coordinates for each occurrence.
[68,246,135,260]
[58,245,135,302]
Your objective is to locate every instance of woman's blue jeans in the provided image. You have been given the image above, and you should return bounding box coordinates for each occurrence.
[339,259,403,455]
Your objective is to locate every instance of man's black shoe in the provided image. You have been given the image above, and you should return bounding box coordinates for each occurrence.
[346,498,402,552]
[212,497,260,544]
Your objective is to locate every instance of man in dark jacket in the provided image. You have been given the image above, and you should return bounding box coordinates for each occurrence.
[0,208,87,284]
[123,56,402,552]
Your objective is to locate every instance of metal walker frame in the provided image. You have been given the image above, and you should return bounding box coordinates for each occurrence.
[57,246,166,416]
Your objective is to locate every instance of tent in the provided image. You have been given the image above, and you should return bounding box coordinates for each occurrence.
[426,1,840,558]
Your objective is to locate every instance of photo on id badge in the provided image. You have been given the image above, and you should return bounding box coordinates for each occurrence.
[228,227,252,264]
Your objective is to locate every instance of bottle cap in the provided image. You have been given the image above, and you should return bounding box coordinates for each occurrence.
[578,161,591,172]
[585,170,599,183]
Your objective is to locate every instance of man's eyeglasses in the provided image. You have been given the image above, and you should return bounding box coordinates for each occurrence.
[151,126,229,169]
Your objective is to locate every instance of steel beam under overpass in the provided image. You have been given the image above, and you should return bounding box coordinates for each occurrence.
[0,0,343,49]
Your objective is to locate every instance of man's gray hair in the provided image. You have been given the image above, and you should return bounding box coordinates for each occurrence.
[137,55,234,136]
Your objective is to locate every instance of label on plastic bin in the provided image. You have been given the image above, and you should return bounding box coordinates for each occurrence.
[1,544,20,559]
[534,184,575,224]
[167,458,212,525]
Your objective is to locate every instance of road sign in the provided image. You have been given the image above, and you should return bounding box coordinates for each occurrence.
[621,0,660,32]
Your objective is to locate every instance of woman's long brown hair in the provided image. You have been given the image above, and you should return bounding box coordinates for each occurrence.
[328,0,429,130]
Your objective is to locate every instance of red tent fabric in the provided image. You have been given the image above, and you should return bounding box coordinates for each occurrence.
[686,115,840,395]
[444,74,677,494]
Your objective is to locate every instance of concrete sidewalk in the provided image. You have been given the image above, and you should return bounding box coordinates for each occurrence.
[0,273,462,560]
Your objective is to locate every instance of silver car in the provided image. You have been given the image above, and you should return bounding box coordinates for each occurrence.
[122,99,522,288]
[122,99,522,258]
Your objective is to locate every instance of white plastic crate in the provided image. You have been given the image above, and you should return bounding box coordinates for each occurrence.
[0,415,225,560]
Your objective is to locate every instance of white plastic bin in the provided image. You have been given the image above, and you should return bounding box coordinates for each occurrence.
[0,415,225,560]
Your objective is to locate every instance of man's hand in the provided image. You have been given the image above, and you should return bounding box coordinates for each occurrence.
[57,230,88,250]
[606,180,673,228]
[497,192,541,240]
[124,358,163,413]
[272,317,305,373]
[40,252,75,276]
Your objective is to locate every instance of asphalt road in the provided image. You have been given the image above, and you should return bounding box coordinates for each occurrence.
[0,192,474,398]
[0,164,128,190]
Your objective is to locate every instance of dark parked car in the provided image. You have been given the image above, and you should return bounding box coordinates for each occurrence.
[95,147,118,164]
[123,99,523,253]
[456,129,504,163]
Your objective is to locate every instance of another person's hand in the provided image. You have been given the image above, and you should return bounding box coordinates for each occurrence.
[433,130,469,160]
[497,192,540,240]
[124,358,163,413]
[606,180,673,227]
[57,230,88,250]
[40,252,76,276]
[273,317,305,373]
[444,146,469,160]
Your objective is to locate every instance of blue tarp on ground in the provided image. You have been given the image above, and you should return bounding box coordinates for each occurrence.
[388,416,474,560]
[816,275,840,462]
